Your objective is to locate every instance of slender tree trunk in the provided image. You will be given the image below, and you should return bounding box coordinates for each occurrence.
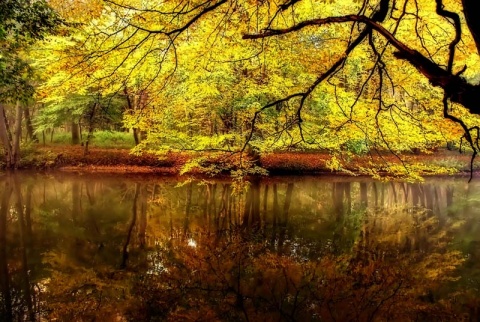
[71,122,80,145]
[0,101,26,168]
[133,94,141,145]
[0,104,13,168]
[12,101,22,167]
[5,108,12,144]
[84,102,97,155]
[79,123,83,143]
[133,128,140,146]
[23,106,38,143]
[124,87,141,146]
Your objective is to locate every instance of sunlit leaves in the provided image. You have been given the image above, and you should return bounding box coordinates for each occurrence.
[0,0,60,102]
[29,0,480,178]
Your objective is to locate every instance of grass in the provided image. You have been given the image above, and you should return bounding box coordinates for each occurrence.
[47,130,135,149]
[428,155,476,172]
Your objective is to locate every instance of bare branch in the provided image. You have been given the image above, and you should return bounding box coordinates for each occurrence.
[243,14,480,116]
[435,0,462,73]
[115,0,229,36]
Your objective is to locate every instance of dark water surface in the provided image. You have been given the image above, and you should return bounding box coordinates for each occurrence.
[1,172,480,321]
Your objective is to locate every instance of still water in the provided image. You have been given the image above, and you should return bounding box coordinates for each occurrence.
[1,172,480,321]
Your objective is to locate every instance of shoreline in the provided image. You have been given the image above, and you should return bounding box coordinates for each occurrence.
[8,145,479,179]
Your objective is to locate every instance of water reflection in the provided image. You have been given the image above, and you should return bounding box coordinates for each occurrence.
[0,173,479,321]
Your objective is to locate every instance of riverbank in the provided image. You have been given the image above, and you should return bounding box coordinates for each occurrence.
[14,145,478,179]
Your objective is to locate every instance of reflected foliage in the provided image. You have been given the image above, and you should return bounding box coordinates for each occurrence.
[0,174,479,320]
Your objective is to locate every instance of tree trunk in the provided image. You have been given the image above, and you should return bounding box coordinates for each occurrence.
[79,123,83,143]
[84,102,97,156]
[133,128,140,146]
[23,106,38,143]
[12,101,22,167]
[0,104,13,168]
[71,121,80,145]
[140,130,147,142]
[124,87,142,146]
[0,102,21,168]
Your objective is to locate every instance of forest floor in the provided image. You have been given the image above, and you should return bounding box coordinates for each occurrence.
[17,145,479,178]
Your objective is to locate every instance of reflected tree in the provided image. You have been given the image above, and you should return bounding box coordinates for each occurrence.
[0,175,478,320]
[0,179,13,321]
[121,183,141,269]
[242,179,261,230]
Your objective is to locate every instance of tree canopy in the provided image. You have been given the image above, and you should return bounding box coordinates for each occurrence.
[3,0,480,177]
[0,0,60,101]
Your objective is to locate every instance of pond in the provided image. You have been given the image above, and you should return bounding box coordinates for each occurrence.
[1,172,479,321]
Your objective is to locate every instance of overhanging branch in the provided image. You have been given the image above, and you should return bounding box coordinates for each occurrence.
[243,14,480,115]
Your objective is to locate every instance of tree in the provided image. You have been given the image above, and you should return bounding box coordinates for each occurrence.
[243,0,480,174]
[34,93,125,152]
[38,0,480,177]
[0,0,60,167]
